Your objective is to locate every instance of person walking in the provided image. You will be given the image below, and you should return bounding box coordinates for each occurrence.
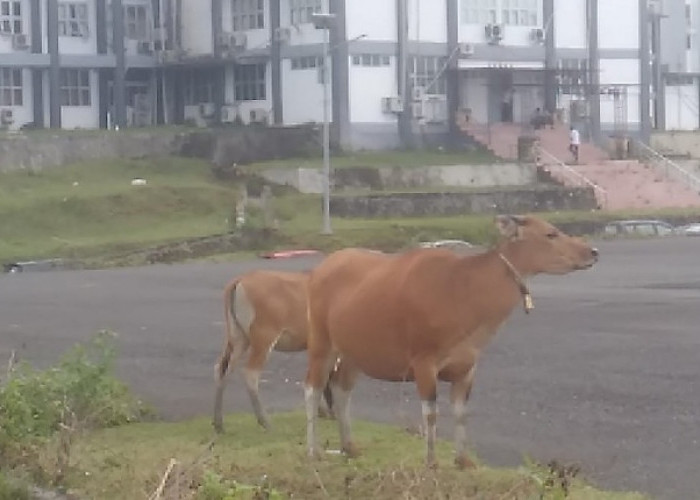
[569,126,580,164]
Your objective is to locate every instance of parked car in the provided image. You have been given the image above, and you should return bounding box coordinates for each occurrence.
[675,223,700,237]
[603,219,676,238]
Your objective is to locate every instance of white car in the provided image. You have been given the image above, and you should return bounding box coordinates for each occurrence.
[677,223,700,237]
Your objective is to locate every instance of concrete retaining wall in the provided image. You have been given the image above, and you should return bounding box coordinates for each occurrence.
[330,187,597,218]
[257,163,537,194]
[651,131,700,158]
[0,125,321,173]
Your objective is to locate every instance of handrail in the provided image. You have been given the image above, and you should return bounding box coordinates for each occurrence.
[634,140,700,193]
[536,146,609,209]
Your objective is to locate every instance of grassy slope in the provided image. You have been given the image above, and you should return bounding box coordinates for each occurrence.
[2,152,700,265]
[64,412,647,500]
[0,156,239,262]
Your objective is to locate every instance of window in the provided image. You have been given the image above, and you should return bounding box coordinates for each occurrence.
[461,0,497,24]
[291,56,323,70]
[410,56,447,95]
[125,4,148,40]
[234,64,266,101]
[183,70,215,105]
[558,59,588,96]
[60,69,91,106]
[462,0,538,26]
[0,1,22,34]
[290,0,322,25]
[0,68,22,106]
[232,0,264,31]
[58,2,89,37]
[352,54,391,67]
[686,4,692,27]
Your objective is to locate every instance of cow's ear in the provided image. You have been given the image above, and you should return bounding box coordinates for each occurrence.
[495,215,524,239]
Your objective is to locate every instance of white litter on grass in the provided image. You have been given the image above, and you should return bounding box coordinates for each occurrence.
[325,450,342,455]
[72,181,79,187]
[131,178,147,186]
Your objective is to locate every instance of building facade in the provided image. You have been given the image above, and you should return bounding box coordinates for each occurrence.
[0,0,691,149]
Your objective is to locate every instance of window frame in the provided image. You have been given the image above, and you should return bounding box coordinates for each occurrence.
[409,56,448,95]
[58,2,90,38]
[0,0,22,34]
[289,0,323,26]
[461,0,539,27]
[124,4,149,40]
[232,0,265,31]
[60,68,91,107]
[0,67,22,106]
[234,63,266,101]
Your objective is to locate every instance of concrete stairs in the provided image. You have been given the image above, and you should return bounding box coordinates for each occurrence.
[459,121,700,210]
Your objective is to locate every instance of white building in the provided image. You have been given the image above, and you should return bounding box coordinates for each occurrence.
[0,0,689,149]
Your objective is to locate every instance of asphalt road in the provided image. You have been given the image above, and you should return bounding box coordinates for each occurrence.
[2,237,700,500]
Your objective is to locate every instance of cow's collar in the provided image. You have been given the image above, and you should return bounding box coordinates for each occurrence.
[498,253,534,314]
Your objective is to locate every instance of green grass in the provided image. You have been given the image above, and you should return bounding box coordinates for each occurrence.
[0,156,241,263]
[60,412,646,500]
[3,154,700,267]
[242,148,503,170]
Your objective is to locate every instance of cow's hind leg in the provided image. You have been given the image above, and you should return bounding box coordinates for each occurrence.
[329,359,360,457]
[213,336,249,433]
[305,332,336,459]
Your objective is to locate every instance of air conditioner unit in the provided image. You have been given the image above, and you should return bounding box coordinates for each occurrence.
[11,33,28,50]
[221,104,239,122]
[249,108,269,123]
[136,40,153,54]
[458,42,475,57]
[273,27,291,43]
[199,102,215,117]
[412,86,425,102]
[0,108,14,125]
[530,27,545,44]
[231,32,248,49]
[485,23,504,44]
[381,96,403,114]
[217,32,232,50]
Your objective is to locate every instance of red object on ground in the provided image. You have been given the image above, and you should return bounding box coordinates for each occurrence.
[260,249,322,259]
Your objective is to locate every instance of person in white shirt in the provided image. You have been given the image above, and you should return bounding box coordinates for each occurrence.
[569,126,580,163]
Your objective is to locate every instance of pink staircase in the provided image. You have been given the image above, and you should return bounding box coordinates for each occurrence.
[460,121,700,210]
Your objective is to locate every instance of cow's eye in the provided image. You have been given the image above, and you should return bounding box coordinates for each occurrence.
[546,232,559,239]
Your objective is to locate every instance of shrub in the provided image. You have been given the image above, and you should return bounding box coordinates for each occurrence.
[0,331,152,459]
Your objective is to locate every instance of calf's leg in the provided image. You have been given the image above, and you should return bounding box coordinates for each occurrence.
[212,336,249,433]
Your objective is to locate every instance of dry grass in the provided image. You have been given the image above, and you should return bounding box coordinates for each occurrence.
[58,412,647,500]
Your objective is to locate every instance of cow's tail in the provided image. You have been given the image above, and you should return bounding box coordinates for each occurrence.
[219,278,248,378]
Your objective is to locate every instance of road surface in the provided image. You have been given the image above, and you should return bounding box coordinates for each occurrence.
[2,237,700,500]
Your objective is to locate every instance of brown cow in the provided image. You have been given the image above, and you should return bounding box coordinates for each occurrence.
[212,270,333,432]
[303,215,598,468]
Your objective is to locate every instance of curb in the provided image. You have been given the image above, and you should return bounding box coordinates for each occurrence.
[260,249,322,259]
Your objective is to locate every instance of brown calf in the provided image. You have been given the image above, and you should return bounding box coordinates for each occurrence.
[213,270,332,432]
[304,215,598,467]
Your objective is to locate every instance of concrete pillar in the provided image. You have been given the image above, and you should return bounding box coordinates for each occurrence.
[639,0,651,143]
[586,0,600,141]
[30,0,43,127]
[47,0,61,128]
[96,0,108,128]
[330,0,350,149]
[651,12,665,130]
[270,0,283,125]
[543,0,556,114]
[211,0,224,124]
[112,0,127,128]
[446,0,460,146]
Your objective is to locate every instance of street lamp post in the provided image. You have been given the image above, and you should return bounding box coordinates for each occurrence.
[311,12,336,235]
